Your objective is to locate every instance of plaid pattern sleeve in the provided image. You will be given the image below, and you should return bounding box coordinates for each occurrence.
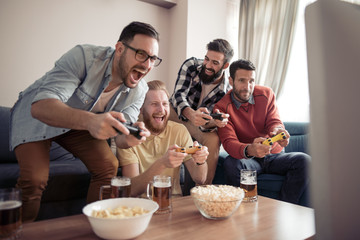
[170,57,203,120]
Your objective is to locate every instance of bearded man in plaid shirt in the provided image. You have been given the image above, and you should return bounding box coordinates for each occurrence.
[169,39,233,184]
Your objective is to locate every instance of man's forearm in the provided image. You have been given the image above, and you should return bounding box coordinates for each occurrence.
[181,106,195,121]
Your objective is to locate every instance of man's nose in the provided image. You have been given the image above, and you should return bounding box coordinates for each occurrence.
[243,82,251,90]
[142,58,153,69]
[205,62,214,69]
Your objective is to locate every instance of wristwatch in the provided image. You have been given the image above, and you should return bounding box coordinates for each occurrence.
[244,145,253,159]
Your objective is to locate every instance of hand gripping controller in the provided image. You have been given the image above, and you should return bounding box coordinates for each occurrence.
[202,113,224,121]
[114,122,143,140]
[262,132,287,146]
[175,145,202,154]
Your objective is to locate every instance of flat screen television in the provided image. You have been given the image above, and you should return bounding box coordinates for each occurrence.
[305,0,360,239]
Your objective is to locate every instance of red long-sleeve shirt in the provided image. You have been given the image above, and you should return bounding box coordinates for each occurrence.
[214,85,284,159]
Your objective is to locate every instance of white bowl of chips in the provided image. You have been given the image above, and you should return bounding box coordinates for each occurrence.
[83,198,158,240]
[191,185,244,220]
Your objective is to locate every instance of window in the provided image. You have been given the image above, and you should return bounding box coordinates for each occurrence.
[277,0,315,122]
[277,0,360,122]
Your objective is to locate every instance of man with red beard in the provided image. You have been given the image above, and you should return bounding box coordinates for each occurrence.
[10,21,159,222]
[117,80,208,197]
[169,39,233,185]
[214,59,311,205]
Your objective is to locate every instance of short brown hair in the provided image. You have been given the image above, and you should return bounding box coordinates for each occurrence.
[147,80,169,98]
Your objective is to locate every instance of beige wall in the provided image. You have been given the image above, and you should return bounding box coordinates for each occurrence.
[0,0,237,107]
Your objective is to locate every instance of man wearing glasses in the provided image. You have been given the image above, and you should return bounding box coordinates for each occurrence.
[10,21,161,222]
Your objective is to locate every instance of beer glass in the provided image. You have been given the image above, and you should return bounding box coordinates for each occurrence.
[0,188,22,240]
[99,176,131,200]
[147,175,172,214]
[240,169,258,202]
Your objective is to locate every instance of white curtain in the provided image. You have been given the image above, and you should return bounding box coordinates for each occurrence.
[238,0,299,97]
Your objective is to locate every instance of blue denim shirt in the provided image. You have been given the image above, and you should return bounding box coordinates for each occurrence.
[10,44,148,150]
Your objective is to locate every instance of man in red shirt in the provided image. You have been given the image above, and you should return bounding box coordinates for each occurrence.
[214,59,310,205]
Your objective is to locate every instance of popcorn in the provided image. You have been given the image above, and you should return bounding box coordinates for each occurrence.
[191,185,244,219]
[92,205,149,219]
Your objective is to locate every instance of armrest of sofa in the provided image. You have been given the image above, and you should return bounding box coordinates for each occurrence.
[284,122,309,154]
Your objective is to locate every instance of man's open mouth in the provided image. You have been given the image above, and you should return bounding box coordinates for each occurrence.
[131,68,147,81]
[153,115,164,123]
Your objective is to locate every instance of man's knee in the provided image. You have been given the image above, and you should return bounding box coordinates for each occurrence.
[91,154,119,177]
[291,152,311,170]
[17,174,48,200]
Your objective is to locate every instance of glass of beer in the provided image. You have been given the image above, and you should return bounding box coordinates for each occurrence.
[240,169,258,202]
[0,188,22,239]
[147,175,172,214]
[99,176,131,200]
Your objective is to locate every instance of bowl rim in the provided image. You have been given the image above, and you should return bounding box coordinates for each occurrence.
[82,197,159,220]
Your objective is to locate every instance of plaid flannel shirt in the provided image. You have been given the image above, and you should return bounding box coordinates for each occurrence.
[170,57,231,121]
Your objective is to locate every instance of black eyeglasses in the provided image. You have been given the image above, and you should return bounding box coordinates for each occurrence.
[122,42,162,67]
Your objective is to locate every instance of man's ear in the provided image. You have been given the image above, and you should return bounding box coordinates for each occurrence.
[115,41,125,54]
[223,62,230,69]
[229,76,234,87]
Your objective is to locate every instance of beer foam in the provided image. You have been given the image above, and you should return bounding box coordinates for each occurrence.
[153,181,171,188]
[240,179,256,184]
[0,200,22,210]
[111,178,130,186]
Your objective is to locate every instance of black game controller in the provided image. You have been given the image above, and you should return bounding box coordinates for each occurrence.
[114,122,143,140]
[203,113,224,121]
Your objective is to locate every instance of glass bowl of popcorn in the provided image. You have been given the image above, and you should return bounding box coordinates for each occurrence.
[190,185,244,220]
[82,198,158,239]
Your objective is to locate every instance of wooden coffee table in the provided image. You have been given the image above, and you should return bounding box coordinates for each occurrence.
[22,196,315,240]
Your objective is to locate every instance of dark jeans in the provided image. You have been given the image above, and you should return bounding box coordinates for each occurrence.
[224,152,311,204]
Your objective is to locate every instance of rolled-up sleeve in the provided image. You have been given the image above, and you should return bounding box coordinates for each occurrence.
[32,45,86,104]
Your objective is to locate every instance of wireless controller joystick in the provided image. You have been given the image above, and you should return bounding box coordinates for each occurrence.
[175,145,202,154]
[114,122,142,140]
[262,132,287,146]
[202,113,224,121]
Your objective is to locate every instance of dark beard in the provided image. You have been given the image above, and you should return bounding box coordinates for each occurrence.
[233,89,250,103]
[199,66,224,85]
[117,50,128,85]
[143,112,169,135]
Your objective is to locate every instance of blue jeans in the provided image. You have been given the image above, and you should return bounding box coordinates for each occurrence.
[223,152,311,204]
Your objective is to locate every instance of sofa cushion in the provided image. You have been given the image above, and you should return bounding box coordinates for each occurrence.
[49,142,79,162]
[0,106,17,163]
[41,160,90,202]
[41,143,91,202]
[0,163,20,188]
[284,122,309,154]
